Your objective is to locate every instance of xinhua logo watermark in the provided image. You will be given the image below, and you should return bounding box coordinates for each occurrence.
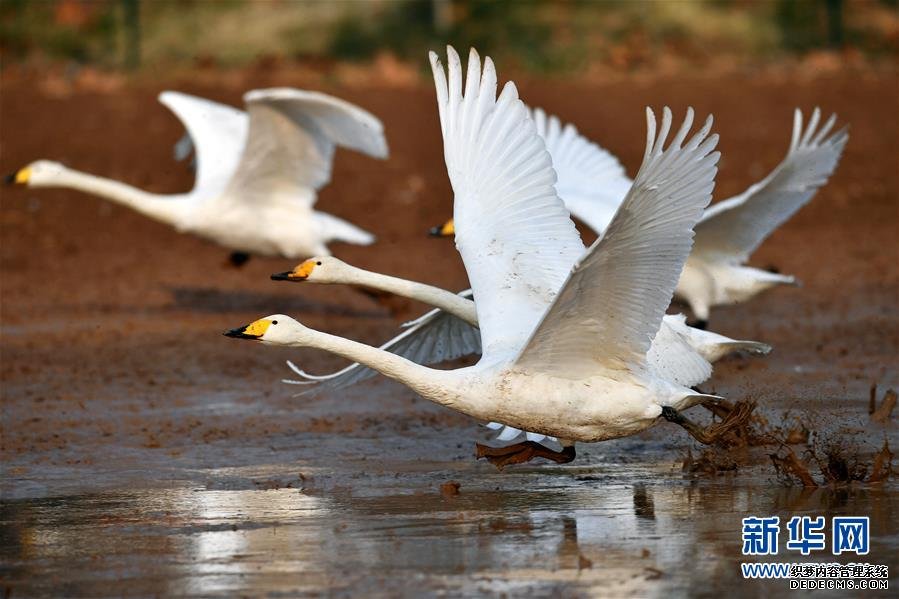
[742,516,871,556]
[740,516,888,590]
[742,516,780,556]
[786,516,826,555]
[832,517,869,556]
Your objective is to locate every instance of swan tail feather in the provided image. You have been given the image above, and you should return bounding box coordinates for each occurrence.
[717,340,772,356]
[670,391,723,411]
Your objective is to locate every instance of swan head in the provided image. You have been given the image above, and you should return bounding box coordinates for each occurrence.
[270,256,353,284]
[5,160,66,187]
[223,314,306,345]
[428,218,454,237]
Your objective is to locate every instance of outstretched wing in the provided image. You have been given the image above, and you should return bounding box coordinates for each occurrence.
[516,108,720,378]
[693,108,848,262]
[430,47,584,359]
[223,88,388,206]
[283,305,481,392]
[531,107,634,233]
[158,91,248,198]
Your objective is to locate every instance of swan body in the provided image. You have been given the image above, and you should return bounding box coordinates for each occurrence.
[8,89,389,259]
[437,106,847,323]
[228,47,723,448]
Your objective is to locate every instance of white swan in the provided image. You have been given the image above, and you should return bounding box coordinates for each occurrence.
[226,47,742,467]
[433,106,847,326]
[6,89,388,263]
[271,256,769,393]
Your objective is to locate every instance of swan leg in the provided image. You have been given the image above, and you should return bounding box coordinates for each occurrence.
[475,441,576,470]
[227,252,251,268]
[661,401,754,445]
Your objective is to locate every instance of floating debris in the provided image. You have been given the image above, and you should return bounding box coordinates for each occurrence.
[812,437,869,484]
[440,480,461,497]
[770,447,818,487]
[578,554,593,570]
[771,433,893,487]
[682,446,740,476]
[867,441,893,483]
[870,388,897,424]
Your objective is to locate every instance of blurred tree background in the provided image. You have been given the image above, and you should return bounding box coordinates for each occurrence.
[1,0,896,74]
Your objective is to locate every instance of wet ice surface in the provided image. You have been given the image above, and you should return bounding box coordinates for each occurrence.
[3,378,898,596]
[3,461,898,597]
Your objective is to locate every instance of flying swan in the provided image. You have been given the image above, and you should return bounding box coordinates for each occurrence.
[226,47,748,467]
[432,106,848,326]
[6,89,389,264]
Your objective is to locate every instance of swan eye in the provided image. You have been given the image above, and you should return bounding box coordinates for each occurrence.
[271,320,278,325]
[316,261,322,266]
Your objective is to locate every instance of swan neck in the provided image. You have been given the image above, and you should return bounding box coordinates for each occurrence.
[50,167,187,226]
[298,328,452,400]
[346,266,477,325]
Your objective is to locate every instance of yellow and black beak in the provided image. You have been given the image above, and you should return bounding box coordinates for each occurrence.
[4,167,30,185]
[270,271,298,281]
[223,324,260,339]
[428,218,455,237]
[223,318,272,340]
[271,260,315,282]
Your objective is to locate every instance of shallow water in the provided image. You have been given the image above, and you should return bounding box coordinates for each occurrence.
[3,412,898,597]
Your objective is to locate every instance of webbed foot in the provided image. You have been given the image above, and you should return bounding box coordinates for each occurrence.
[476,441,576,471]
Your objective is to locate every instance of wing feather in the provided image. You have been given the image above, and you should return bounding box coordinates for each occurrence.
[531,107,634,233]
[430,47,584,359]
[648,316,713,387]
[693,108,847,261]
[223,88,388,207]
[158,91,248,198]
[515,107,720,378]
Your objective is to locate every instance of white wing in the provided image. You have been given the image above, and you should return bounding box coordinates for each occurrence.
[222,88,388,206]
[516,108,720,378]
[531,107,634,233]
[487,421,556,444]
[430,47,584,359]
[283,305,481,392]
[648,317,713,387]
[694,108,848,262]
[158,91,248,198]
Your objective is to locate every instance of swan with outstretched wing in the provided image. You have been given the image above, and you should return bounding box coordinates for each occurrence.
[7,88,388,264]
